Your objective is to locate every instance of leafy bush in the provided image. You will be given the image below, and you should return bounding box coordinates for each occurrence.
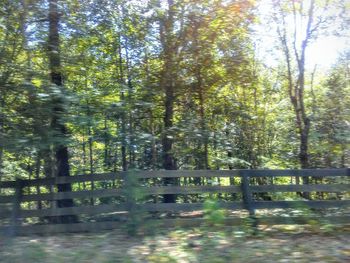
[123,170,146,236]
[203,198,225,227]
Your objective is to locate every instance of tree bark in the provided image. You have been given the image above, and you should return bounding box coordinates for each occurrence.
[161,0,177,203]
[117,33,128,171]
[193,22,209,172]
[34,153,42,210]
[0,98,4,189]
[124,37,136,168]
[103,115,110,170]
[48,0,77,223]
[87,119,94,205]
[276,0,317,199]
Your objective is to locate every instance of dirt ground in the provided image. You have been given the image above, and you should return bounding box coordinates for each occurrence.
[0,225,349,263]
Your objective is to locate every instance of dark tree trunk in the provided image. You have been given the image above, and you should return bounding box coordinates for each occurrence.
[116,33,128,171]
[120,95,128,171]
[162,86,176,203]
[103,115,110,169]
[299,123,310,169]
[161,0,177,203]
[124,39,136,168]
[194,69,208,173]
[226,128,236,199]
[276,0,318,199]
[87,123,94,205]
[34,153,42,210]
[81,132,88,189]
[0,98,3,189]
[48,0,77,223]
[193,23,208,172]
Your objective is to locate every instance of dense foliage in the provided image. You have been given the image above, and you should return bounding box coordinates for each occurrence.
[0,0,349,184]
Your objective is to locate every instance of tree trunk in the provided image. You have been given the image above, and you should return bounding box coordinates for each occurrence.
[276,0,317,199]
[34,152,42,210]
[124,38,136,168]
[87,122,94,205]
[82,132,87,189]
[194,24,208,172]
[0,98,3,190]
[161,0,177,203]
[48,0,77,223]
[226,127,236,200]
[117,33,128,171]
[103,115,110,170]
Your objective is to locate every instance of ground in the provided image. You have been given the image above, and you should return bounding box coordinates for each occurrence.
[0,225,349,263]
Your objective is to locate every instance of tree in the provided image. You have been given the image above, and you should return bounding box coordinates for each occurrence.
[274,0,314,169]
[160,0,178,203]
[48,0,76,222]
[313,52,350,168]
[273,0,346,169]
[1,0,348,215]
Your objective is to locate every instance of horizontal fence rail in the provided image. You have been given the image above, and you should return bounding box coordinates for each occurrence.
[1,168,348,188]
[0,168,349,235]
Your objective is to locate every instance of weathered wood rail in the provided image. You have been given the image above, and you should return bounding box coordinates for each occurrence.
[0,169,349,235]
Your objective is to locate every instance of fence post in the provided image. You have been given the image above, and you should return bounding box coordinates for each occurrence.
[10,178,23,236]
[241,170,257,230]
[124,172,133,212]
[124,170,140,235]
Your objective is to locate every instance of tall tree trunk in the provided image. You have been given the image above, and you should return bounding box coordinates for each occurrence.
[48,0,76,223]
[144,47,158,170]
[117,33,128,171]
[0,98,3,189]
[34,153,42,210]
[276,0,316,199]
[103,115,110,170]
[124,38,136,168]
[226,127,236,200]
[81,132,87,189]
[195,70,208,170]
[149,111,157,169]
[161,0,177,203]
[193,23,208,172]
[87,122,94,205]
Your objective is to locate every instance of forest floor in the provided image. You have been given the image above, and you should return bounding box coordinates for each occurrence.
[0,224,350,263]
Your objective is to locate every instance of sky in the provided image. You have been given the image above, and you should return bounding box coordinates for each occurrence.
[307,36,349,69]
[254,0,349,71]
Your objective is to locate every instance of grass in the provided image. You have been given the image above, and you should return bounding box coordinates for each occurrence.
[0,224,349,263]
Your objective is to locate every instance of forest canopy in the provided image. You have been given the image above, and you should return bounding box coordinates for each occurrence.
[0,0,349,184]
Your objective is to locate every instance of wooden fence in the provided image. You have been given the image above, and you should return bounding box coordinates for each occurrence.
[0,169,349,235]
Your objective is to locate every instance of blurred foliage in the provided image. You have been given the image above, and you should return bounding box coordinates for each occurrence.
[0,0,348,202]
[203,198,226,227]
